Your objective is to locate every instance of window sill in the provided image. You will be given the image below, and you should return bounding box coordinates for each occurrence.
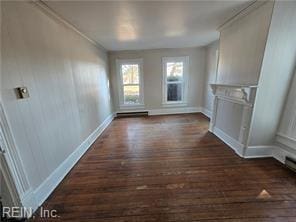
[162,102,187,107]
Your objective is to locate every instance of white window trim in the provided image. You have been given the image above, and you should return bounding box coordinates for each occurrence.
[162,56,189,106]
[116,58,144,109]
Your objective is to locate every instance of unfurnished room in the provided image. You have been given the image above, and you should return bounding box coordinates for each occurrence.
[1,0,296,221]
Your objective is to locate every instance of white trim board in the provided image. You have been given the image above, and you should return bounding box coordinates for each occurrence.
[276,133,296,150]
[115,106,204,116]
[0,103,32,207]
[33,1,106,51]
[218,1,267,31]
[212,126,275,159]
[21,113,115,212]
[211,126,286,161]
[244,145,274,159]
[114,106,214,117]
[212,127,244,157]
[273,144,296,164]
[201,108,212,119]
[21,189,37,213]
[149,107,202,116]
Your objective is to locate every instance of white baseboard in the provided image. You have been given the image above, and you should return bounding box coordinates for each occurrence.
[201,108,212,119]
[149,107,202,116]
[21,113,115,211]
[115,106,211,117]
[212,127,244,157]
[212,127,276,159]
[276,133,296,151]
[210,126,296,164]
[21,189,37,212]
[272,144,296,164]
[244,145,274,158]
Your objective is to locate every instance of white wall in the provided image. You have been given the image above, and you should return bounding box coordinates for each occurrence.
[209,0,296,160]
[203,41,219,114]
[217,2,273,85]
[213,1,273,144]
[109,47,206,112]
[1,0,112,200]
[215,99,244,141]
[277,68,296,149]
[249,0,296,146]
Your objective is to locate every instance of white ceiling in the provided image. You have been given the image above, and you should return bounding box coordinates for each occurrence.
[44,1,252,51]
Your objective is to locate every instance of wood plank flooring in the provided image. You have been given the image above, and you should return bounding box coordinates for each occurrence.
[32,114,296,221]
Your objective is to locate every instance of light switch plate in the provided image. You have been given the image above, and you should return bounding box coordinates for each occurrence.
[16,87,29,99]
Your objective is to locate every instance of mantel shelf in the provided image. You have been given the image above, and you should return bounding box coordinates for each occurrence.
[210,83,258,105]
[210,83,258,88]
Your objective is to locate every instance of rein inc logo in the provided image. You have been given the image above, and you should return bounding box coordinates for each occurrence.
[1,206,59,220]
[0,163,59,221]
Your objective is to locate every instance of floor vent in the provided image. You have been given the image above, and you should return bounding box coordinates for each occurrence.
[285,157,296,172]
[116,111,149,118]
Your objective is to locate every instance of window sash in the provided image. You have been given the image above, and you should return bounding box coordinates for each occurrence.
[166,80,183,84]
[162,56,188,105]
[123,85,140,104]
[166,62,184,83]
[121,64,140,85]
[117,59,144,107]
[166,83,183,102]
[165,64,184,101]
[122,80,140,105]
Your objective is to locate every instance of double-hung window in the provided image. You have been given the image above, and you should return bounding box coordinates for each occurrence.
[117,59,144,108]
[162,56,189,105]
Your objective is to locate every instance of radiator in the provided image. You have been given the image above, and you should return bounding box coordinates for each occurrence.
[285,157,296,172]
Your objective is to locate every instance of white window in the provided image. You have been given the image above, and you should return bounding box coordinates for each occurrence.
[162,56,189,105]
[116,59,144,108]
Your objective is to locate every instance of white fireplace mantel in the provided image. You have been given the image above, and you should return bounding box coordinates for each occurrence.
[209,84,258,157]
[210,84,257,105]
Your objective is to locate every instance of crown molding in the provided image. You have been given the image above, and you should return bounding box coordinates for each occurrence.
[218,0,271,31]
[31,0,107,52]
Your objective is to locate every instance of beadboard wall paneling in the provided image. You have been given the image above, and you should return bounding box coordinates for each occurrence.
[217,1,273,85]
[249,0,296,146]
[277,69,296,147]
[202,41,219,114]
[1,1,112,191]
[215,99,244,141]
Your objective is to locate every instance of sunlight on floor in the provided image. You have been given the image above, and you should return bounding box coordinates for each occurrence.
[256,189,272,199]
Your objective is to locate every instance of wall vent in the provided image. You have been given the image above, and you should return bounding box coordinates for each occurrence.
[285,157,296,172]
[116,111,148,118]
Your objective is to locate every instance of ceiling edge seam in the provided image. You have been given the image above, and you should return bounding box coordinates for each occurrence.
[31,0,108,52]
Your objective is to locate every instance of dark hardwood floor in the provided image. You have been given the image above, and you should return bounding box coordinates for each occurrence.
[32,114,296,221]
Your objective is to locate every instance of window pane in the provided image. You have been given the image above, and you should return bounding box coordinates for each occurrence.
[167,83,182,101]
[122,64,139,84]
[166,62,183,82]
[124,85,140,104]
